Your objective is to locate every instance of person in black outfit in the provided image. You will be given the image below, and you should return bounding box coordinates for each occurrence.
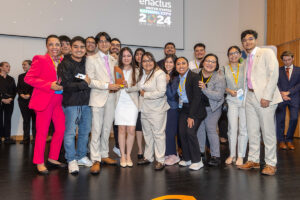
[17,60,36,144]
[157,42,176,69]
[0,62,17,144]
[175,57,207,171]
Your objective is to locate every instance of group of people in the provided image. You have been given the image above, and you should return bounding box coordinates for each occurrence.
[0,29,299,177]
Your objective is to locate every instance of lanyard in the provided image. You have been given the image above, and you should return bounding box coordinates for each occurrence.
[195,60,200,69]
[201,73,212,84]
[178,77,186,96]
[50,56,61,71]
[229,64,239,86]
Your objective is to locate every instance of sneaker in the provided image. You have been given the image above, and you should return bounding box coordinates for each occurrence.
[113,146,121,157]
[208,156,221,167]
[178,160,191,167]
[68,160,79,175]
[165,155,180,166]
[77,157,93,167]
[189,161,204,171]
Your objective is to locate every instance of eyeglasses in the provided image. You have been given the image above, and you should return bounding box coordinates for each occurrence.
[111,43,121,47]
[86,41,96,45]
[204,60,216,64]
[99,40,109,44]
[242,37,255,43]
[228,51,240,56]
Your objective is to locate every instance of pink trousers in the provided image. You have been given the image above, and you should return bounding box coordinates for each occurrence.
[33,94,65,164]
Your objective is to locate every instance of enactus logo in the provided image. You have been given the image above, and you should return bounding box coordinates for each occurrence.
[139,0,172,9]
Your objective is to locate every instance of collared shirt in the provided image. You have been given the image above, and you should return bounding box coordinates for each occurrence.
[177,70,189,103]
[246,47,258,89]
[98,50,113,88]
[189,59,201,71]
[285,64,293,79]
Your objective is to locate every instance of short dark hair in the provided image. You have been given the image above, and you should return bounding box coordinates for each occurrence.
[23,60,32,66]
[0,61,9,68]
[241,30,258,41]
[227,46,241,57]
[194,43,206,51]
[280,51,294,60]
[70,36,85,46]
[85,36,96,43]
[164,42,175,49]
[95,32,111,43]
[111,38,121,45]
[59,35,71,43]
[175,56,189,66]
[46,34,59,45]
[200,53,219,71]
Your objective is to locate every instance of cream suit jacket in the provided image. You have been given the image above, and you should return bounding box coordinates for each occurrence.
[244,47,282,105]
[116,68,139,108]
[127,68,170,113]
[86,53,117,107]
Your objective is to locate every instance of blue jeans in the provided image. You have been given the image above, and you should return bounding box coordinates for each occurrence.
[63,105,92,162]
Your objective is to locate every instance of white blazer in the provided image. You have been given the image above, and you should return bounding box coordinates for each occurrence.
[86,52,117,107]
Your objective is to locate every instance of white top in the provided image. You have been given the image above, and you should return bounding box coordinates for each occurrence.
[285,64,293,79]
[189,59,201,71]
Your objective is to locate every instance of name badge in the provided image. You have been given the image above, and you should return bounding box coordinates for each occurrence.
[179,97,183,108]
[237,89,244,100]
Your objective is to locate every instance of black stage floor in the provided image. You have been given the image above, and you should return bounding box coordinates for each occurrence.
[1,138,300,200]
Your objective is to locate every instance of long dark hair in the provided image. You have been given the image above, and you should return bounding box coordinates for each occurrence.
[138,52,159,83]
[200,53,219,71]
[134,48,145,67]
[163,54,178,81]
[118,47,137,86]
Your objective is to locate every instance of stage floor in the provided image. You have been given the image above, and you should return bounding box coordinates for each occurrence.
[0,138,300,200]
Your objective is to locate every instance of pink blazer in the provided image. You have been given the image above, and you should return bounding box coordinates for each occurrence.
[25,54,61,111]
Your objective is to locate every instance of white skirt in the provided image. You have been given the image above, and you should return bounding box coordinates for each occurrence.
[115,90,138,126]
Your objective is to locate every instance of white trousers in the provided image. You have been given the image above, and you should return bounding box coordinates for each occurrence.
[141,112,167,163]
[227,101,248,158]
[245,91,277,166]
[90,94,116,162]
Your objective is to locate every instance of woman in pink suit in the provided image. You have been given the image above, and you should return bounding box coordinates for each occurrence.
[25,35,66,174]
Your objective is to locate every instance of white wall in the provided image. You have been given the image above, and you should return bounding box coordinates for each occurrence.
[0,0,266,136]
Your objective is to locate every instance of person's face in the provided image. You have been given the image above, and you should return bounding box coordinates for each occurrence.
[71,40,86,60]
[142,55,155,73]
[176,58,189,76]
[86,38,96,53]
[194,46,206,60]
[122,50,132,66]
[282,56,294,67]
[135,50,144,64]
[0,63,10,74]
[110,40,121,54]
[164,57,175,73]
[46,37,61,57]
[164,44,176,56]
[22,61,30,72]
[61,41,71,55]
[242,34,257,53]
[203,56,217,73]
[228,48,241,64]
[98,36,111,54]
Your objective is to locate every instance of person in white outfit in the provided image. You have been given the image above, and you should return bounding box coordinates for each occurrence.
[220,46,248,166]
[115,47,139,168]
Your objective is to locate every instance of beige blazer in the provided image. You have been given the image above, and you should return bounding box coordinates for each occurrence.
[116,68,139,108]
[86,53,117,107]
[127,68,170,113]
[244,47,282,105]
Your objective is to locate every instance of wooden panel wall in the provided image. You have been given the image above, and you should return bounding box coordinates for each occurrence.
[267,0,300,138]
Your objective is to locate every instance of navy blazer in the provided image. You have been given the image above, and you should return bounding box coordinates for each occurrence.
[166,76,179,109]
[277,66,300,106]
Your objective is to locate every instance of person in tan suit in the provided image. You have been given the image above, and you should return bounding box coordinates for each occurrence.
[238,30,282,176]
[115,47,139,168]
[128,52,170,170]
[86,32,121,174]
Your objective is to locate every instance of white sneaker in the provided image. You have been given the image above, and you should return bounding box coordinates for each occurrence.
[113,146,121,157]
[68,160,79,174]
[189,161,204,171]
[178,160,191,167]
[77,156,93,167]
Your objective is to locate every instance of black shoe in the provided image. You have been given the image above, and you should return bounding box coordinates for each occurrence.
[0,139,2,144]
[4,138,16,144]
[20,140,30,144]
[31,139,35,144]
[37,168,49,175]
[208,156,221,167]
[137,159,151,165]
[137,154,144,160]
[46,160,67,169]
[200,152,206,164]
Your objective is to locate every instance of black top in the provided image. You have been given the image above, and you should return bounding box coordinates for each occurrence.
[17,72,33,101]
[157,59,165,69]
[0,75,17,100]
[199,72,210,107]
[57,55,90,107]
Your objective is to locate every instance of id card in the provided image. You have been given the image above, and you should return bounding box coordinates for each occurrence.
[236,89,244,100]
[75,73,86,80]
[179,97,183,108]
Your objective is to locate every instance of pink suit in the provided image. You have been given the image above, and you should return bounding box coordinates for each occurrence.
[25,53,65,164]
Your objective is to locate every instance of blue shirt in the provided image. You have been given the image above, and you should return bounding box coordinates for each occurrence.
[177,70,189,103]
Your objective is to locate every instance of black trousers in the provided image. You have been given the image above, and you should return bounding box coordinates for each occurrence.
[178,106,202,163]
[0,102,14,139]
[218,109,228,139]
[18,99,36,141]
[113,123,119,148]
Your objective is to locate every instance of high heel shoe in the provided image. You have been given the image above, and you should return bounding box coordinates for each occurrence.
[47,160,67,169]
[126,160,133,167]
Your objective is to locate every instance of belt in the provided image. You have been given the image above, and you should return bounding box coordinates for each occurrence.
[109,90,116,93]
[248,88,254,92]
